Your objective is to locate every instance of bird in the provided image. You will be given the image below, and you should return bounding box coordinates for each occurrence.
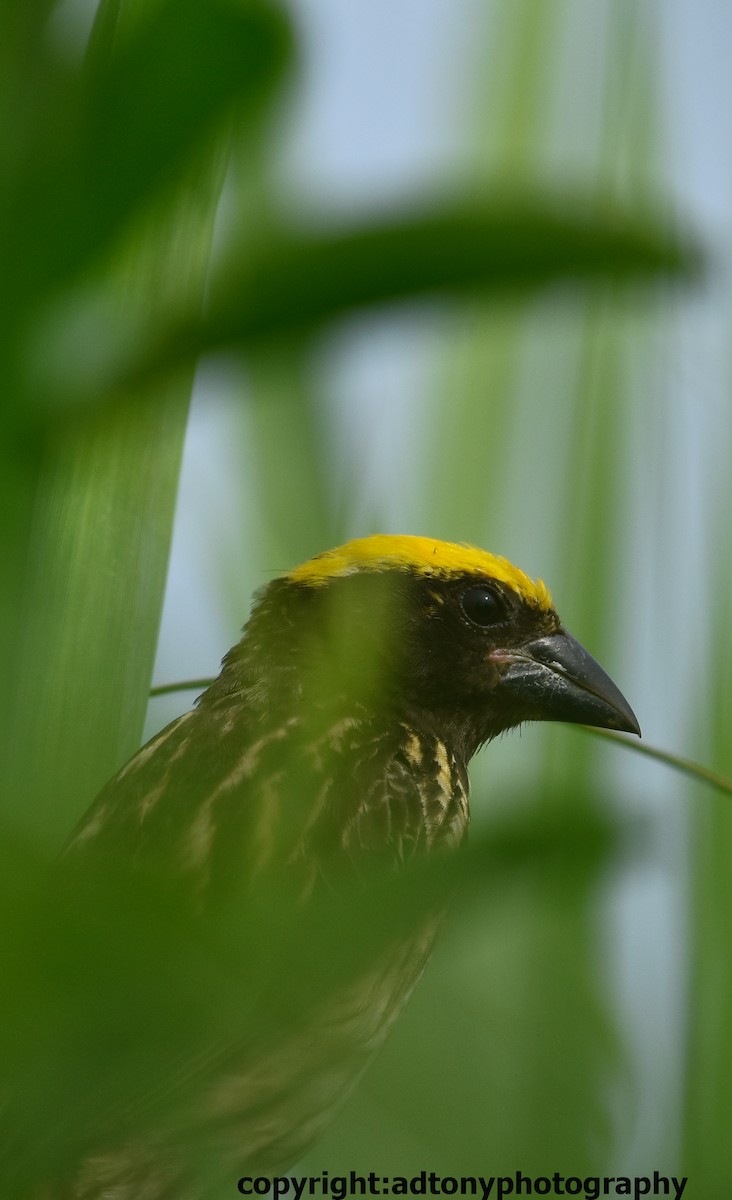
[48,535,640,1199]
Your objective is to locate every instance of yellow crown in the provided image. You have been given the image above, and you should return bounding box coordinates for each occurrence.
[288,535,552,611]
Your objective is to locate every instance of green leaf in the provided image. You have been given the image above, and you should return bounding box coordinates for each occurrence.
[0,802,628,1193]
[142,198,699,379]
[37,197,700,411]
[5,0,292,312]
[2,169,230,851]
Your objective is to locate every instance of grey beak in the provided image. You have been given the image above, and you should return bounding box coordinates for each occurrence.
[496,629,640,736]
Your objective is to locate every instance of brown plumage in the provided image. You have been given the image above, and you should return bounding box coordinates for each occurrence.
[46,536,639,1198]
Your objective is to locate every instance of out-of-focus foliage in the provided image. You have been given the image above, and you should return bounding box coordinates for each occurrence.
[0,804,630,1195]
[0,0,723,1196]
[0,0,293,846]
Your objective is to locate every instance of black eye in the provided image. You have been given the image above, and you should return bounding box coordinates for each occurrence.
[460,586,505,628]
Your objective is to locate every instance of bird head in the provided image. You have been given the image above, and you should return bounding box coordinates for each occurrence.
[231,535,639,764]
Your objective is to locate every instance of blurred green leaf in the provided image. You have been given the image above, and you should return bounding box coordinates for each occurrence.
[2,107,238,850]
[31,196,699,414]
[0,800,632,1193]
[0,1,293,784]
[4,0,292,316]
[119,198,697,394]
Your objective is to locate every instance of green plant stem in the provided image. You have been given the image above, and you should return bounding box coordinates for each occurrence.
[150,679,215,699]
[576,725,732,799]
